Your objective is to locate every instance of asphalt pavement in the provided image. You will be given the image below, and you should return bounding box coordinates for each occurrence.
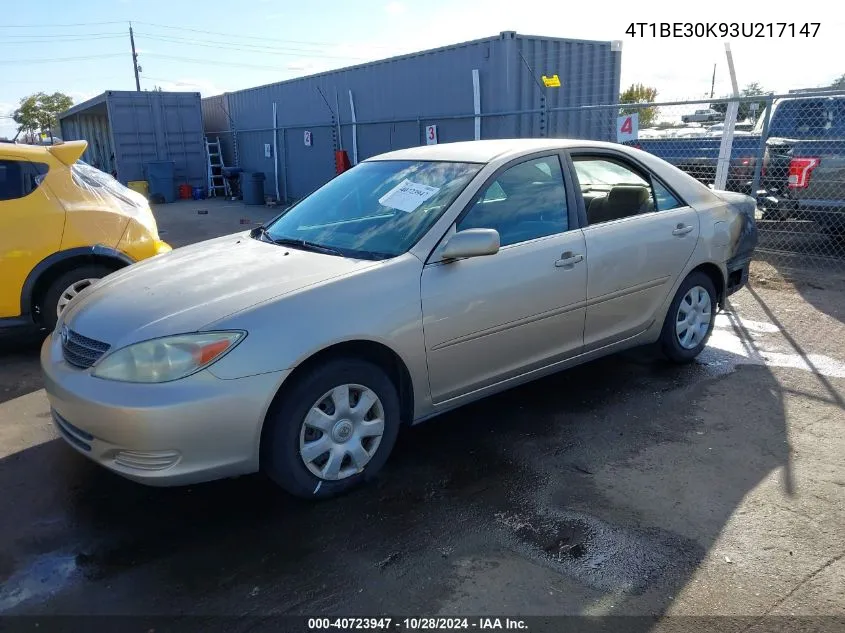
[0,201,843,632]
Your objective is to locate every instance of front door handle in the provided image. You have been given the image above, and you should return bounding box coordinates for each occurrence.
[555,252,584,268]
[672,224,694,236]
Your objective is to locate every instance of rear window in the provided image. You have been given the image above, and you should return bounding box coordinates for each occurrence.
[768,98,845,138]
[0,159,48,201]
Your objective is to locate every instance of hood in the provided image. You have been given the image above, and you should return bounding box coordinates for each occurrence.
[63,232,378,346]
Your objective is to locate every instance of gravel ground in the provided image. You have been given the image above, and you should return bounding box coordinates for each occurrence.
[0,205,843,631]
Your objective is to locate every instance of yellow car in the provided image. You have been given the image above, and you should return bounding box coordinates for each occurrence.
[0,140,170,331]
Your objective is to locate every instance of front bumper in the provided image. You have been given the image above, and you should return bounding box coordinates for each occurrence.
[154,239,172,255]
[41,333,289,486]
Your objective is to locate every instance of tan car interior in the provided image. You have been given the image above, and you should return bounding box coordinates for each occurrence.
[574,157,657,226]
[587,185,654,224]
[460,160,568,245]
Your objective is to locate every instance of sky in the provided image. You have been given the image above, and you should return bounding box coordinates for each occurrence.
[2,0,843,138]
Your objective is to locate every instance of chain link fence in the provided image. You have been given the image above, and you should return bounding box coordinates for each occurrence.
[205,89,845,273]
[605,91,845,273]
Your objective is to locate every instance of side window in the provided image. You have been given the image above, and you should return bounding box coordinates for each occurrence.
[458,156,568,247]
[572,156,656,226]
[652,179,682,211]
[0,160,48,201]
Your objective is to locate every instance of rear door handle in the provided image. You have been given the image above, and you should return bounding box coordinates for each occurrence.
[555,252,584,267]
[672,225,694,236]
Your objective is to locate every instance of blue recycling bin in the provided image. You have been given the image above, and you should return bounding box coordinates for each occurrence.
[241,171,266,205]
[144,160,176,203]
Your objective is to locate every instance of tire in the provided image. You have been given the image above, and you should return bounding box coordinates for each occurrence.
[660,271,717,364]
[40,265,113,331]
[261,358,401,499]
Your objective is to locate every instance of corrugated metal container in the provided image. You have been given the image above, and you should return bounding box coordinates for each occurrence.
[59,91,206,189]
[202,31,621,201]
[201,93,236,167]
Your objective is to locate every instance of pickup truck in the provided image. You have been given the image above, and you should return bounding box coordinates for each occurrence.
[681,108,724,124]
[631,95,845,235]
[757,97,845,235]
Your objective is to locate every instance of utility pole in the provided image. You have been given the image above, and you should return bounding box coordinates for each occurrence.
[710,63,716,99]
[129,23,140,91]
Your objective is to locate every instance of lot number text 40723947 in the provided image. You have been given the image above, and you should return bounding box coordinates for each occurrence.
[307,617,529,630]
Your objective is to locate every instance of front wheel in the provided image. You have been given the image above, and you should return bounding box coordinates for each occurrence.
[261,358,401,499]
[40,265,113,331]
[660,271,717,364]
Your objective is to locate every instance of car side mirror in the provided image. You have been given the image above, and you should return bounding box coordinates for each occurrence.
[441,228,500,260]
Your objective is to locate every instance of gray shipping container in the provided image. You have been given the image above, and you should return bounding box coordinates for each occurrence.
[203,31,622,202]
[59,90,206,189]
[201,93,236,168]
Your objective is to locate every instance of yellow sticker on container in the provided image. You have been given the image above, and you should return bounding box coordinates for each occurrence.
[542,74,561,88]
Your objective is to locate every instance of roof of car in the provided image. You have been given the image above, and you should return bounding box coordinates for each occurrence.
[366,138,622,163]
[0,141,52,157]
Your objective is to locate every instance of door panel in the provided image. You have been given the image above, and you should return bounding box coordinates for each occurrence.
[0,158,64,318]
[568,152,700,350]
[583,207,699,348]
[421,230,587,403]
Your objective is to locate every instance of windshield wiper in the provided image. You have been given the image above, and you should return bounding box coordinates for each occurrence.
[269,237,345,257]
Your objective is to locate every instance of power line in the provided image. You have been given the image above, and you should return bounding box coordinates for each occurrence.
[0,20,126,28]
[0,35,125,44]
[132,20,396,49]
[135,32,341,54]
[1,31,125,38]
[0,53,126,65]
[0,19,398,51]
[142,53,318,70]
[135,33,369,60]
[3,74,126,84]
[137,75,178,83]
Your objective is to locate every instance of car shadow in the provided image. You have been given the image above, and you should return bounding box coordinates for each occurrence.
[0,303,799,630]
[0,329,46,405]
[757,226,845,326]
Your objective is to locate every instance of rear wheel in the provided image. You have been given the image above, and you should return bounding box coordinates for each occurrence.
[660,271,717,364]
[40,265,113,331]
[261,358,401,499]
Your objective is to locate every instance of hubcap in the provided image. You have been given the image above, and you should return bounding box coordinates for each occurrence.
[299,384,385,481]
[56,278,100,317]
[676,285,712,350]
[332,419,354,443]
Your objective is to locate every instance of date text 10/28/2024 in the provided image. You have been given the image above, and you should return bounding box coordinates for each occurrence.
[625,22,820,38]
[308,618,528,630]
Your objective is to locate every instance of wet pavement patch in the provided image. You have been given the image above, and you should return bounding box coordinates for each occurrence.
[494,508,701,595]
[0,552,77,612]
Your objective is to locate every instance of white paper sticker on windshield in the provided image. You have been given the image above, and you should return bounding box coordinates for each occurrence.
[378,179,440,213]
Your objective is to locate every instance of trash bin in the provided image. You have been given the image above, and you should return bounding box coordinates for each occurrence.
[127,180,149,198]
[223,167,243,199]
[241,171,265,205]
[144,161,176,203]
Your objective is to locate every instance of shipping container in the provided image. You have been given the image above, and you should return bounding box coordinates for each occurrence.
[59,91,206,189]
[201,93,236,167]
[203,31,622,202]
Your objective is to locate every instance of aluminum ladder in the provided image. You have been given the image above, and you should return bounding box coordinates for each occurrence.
[205,137,229,198]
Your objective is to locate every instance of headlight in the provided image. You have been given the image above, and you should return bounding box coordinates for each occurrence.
[92,331,245,383]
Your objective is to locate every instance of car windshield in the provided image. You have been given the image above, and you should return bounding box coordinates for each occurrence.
[263,160,482,259]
